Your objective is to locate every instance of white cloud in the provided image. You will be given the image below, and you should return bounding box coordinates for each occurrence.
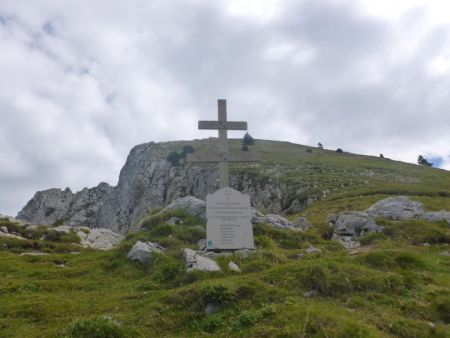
[0,0,449,215]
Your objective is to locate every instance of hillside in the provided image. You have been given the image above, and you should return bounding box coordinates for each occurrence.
[17,138,450,233]
[1,139,449,337]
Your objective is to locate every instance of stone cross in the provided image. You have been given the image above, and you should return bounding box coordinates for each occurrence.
[187,99,258,188]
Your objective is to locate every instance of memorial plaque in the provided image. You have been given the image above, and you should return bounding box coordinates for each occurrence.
[206,187,254,250]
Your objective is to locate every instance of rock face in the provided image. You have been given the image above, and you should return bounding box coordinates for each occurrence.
[127,241,166,264]
[183,248,221,272]
[365,196,424,220]
[17,183,114,228]
[17,140,325,234]
[158,196,206,221]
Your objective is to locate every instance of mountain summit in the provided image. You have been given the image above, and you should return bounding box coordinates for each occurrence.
[17,139,450,233]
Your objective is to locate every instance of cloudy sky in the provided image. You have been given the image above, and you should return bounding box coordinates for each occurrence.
[1,0,450,215]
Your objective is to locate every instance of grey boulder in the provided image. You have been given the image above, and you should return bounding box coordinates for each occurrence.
[366,196,424,220]
[264,214,295,229]
[127,240,166,264]
[158,196,206,221]
[334,211,381,237]
[77,228,124,250]
[183,248,220,272]
[423,211,450,224]
[228,261,241,272]
[305,246,322,254]
[291,217,312,230]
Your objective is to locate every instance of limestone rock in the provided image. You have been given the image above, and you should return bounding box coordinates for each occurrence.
[334,211,380,237]
[365,196,424,220]
[127,241,166,264]
[303,290,319,298]
[77,228,124,250]
[332,234,360,250]
[158,196,206,221]
[228,261,241,272]
[291,217,312,230]
[439,251,450,257]
[205,303,221,315]
[0,226,8,233]
[422,211,450,224]
[305,246,322,254]
[264,214,295,229]
[183,248,220,272]
[0,232,26,240]
[327,214,338,225]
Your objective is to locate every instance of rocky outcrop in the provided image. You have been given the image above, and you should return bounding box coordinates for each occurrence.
[17,183,113,228]
[127,241,166,264]
[331,196,450,249]
[52,225,124,250]
[365,196,424,220]
[17,140,327,234]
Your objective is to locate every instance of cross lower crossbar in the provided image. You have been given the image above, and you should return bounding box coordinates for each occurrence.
[187,152,258,163]
[198,121,247,130]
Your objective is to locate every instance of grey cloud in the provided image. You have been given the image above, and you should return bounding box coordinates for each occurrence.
[0,0,449,215]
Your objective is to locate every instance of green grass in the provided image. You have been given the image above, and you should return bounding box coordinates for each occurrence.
[1,212,449,337]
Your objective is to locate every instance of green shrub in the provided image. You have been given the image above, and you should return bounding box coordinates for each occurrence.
[199,314,227,332]
[62,316,128,338]
[199,283,236,304]
[44,230,80,244]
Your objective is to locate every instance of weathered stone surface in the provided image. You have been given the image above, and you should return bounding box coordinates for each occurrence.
[0,232,25,240]
[127,241,165,264]
[18,141,329,234]
[205,303,221,315]
[291,217,312,230]
[77,228,124,250]
[439,251,450,257]
[264,214,294,229]
[365,196,424,220]
[334,211,380,237]
[158,196,206,221]
[332,234,361,250]
[303,290,319,298]
[422,211,450,224]
[17,183,113,229]
[327,214,338,225]
[0,226,8,233]
[228,261,241,272]
[305,246,322,254]
[183,248,220,272]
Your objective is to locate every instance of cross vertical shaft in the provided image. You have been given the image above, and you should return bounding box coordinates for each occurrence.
[218,100,229,188]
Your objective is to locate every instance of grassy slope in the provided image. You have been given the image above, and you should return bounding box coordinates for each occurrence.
[1,140,450,337]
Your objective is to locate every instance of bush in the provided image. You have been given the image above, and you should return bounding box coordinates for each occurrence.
[336,148,343,153]
[167,151,182,166]
[242,132,255,146]
[199,283,236,304]
[62,316,128,338]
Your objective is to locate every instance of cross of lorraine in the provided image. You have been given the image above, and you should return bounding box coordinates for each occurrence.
[186,99,258,188]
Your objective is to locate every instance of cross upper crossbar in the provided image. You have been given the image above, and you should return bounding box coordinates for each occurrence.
[187,99,258,188]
